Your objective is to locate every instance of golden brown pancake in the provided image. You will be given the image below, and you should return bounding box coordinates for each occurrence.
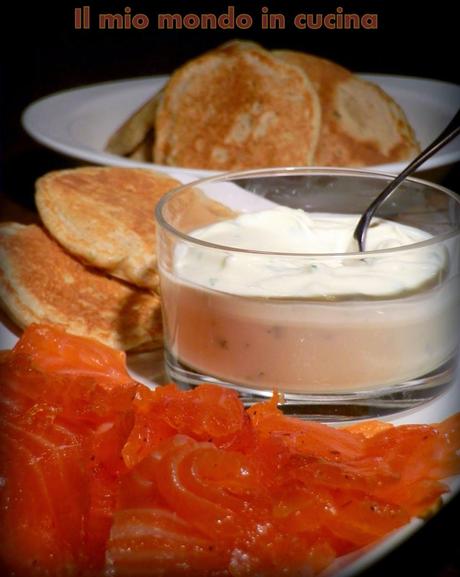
[161,186,239,234]
[274,50,351,93]
[127,130,154,162]
[35,167,182,290]
[215,39,265,54]
[0,223,162,351]
[154,44,321,170]
[105,90,163,156]
[274,50,420,167]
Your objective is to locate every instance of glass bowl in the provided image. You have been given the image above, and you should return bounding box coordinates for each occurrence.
[155,167,460,420]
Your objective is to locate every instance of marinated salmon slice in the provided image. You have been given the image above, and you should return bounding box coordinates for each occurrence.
[0,410,89,575]
[248,393,365,461]
[112,434,335,576]
[12,323,131,383]
[0,324,139,424]
[122,383,252,469]
[0,325,137,575]
[107,508,228,577]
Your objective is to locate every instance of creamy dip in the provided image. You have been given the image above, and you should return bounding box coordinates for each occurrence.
[161,206,457,393]
[174,207,444,298]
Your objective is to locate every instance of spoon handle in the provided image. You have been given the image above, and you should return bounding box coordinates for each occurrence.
[354,107,460,252]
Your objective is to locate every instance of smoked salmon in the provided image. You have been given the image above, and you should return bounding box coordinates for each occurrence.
[1,324,459,576]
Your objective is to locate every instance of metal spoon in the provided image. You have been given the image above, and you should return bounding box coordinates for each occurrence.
[353,107,460,252]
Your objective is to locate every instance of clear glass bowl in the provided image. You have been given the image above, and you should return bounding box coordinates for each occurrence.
[155,168,460,420]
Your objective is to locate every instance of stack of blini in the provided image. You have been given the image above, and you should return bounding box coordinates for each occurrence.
[106,40,420,170]
[0,167,234,351]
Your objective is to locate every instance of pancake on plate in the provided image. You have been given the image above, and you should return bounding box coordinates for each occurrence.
[127,130,154,162]
[153,44,321,170]
[35,167,182,290]
[274,50,420,167]
[215,39,266,53]
[0,223,162,351]
[105,90,163,157]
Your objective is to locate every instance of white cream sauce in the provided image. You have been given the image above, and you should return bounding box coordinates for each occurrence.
[174,207,444,298]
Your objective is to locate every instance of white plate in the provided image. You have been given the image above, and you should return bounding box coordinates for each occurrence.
[0,317,458,576]
[22,74,460,178]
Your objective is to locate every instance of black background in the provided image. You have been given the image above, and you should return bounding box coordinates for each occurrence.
[1,1,460,575]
